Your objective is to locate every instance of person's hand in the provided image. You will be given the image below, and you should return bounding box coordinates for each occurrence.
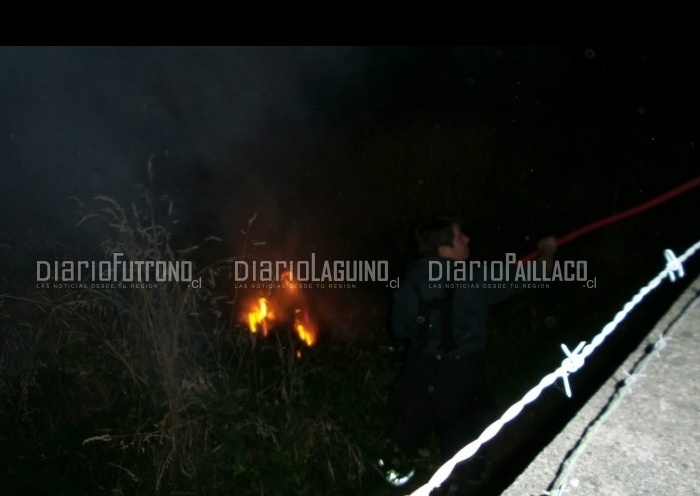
[537,236,557,257]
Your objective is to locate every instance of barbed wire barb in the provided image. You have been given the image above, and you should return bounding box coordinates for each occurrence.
[664,249,684,282]
[406,240,700,496]
[559,341,586,398]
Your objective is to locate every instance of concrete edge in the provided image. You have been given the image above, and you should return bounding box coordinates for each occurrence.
[501,272,700,496]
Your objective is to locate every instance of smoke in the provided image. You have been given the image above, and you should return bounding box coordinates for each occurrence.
[2,46,698,338]
[0,46,365,253]
[0,46,554,255]
[3,46,696,268]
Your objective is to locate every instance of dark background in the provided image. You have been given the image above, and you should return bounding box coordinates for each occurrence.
[2,46,698,332]
[2,46,697,264]
[1,46,699,494]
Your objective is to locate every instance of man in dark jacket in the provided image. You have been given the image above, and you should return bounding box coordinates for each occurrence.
[387,213,556,491]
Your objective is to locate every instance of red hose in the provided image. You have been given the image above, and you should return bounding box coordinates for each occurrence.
[520,175,700,262]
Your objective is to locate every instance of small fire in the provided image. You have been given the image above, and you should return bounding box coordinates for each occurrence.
[293,308,317,346]
[246,297,274,337]
[242,271,318,347]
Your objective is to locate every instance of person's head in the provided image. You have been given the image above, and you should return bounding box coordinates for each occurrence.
[414,214,470,261]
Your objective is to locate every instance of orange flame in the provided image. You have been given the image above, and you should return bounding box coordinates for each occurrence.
[293,308,317,346]
[246,297,274,337]
[242,274,318,347]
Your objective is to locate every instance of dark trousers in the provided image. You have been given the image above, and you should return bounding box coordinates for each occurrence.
[388,348,491,461]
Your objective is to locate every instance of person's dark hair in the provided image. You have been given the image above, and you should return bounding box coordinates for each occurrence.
[414,214,465,257]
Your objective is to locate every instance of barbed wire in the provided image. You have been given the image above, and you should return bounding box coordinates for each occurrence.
[407,240,700,496]
[543,285,700,495]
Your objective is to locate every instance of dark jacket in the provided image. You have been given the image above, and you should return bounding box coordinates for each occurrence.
[391,257,519,355]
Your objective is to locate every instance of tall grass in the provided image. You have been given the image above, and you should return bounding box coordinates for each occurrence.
[0,161,375,495]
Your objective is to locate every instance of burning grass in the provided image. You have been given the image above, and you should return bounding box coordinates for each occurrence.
[0,161,625,496]
[0,163,393,495]
[241,270,319,346]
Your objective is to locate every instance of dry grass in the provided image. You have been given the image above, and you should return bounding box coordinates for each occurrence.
[0,160,371,495]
